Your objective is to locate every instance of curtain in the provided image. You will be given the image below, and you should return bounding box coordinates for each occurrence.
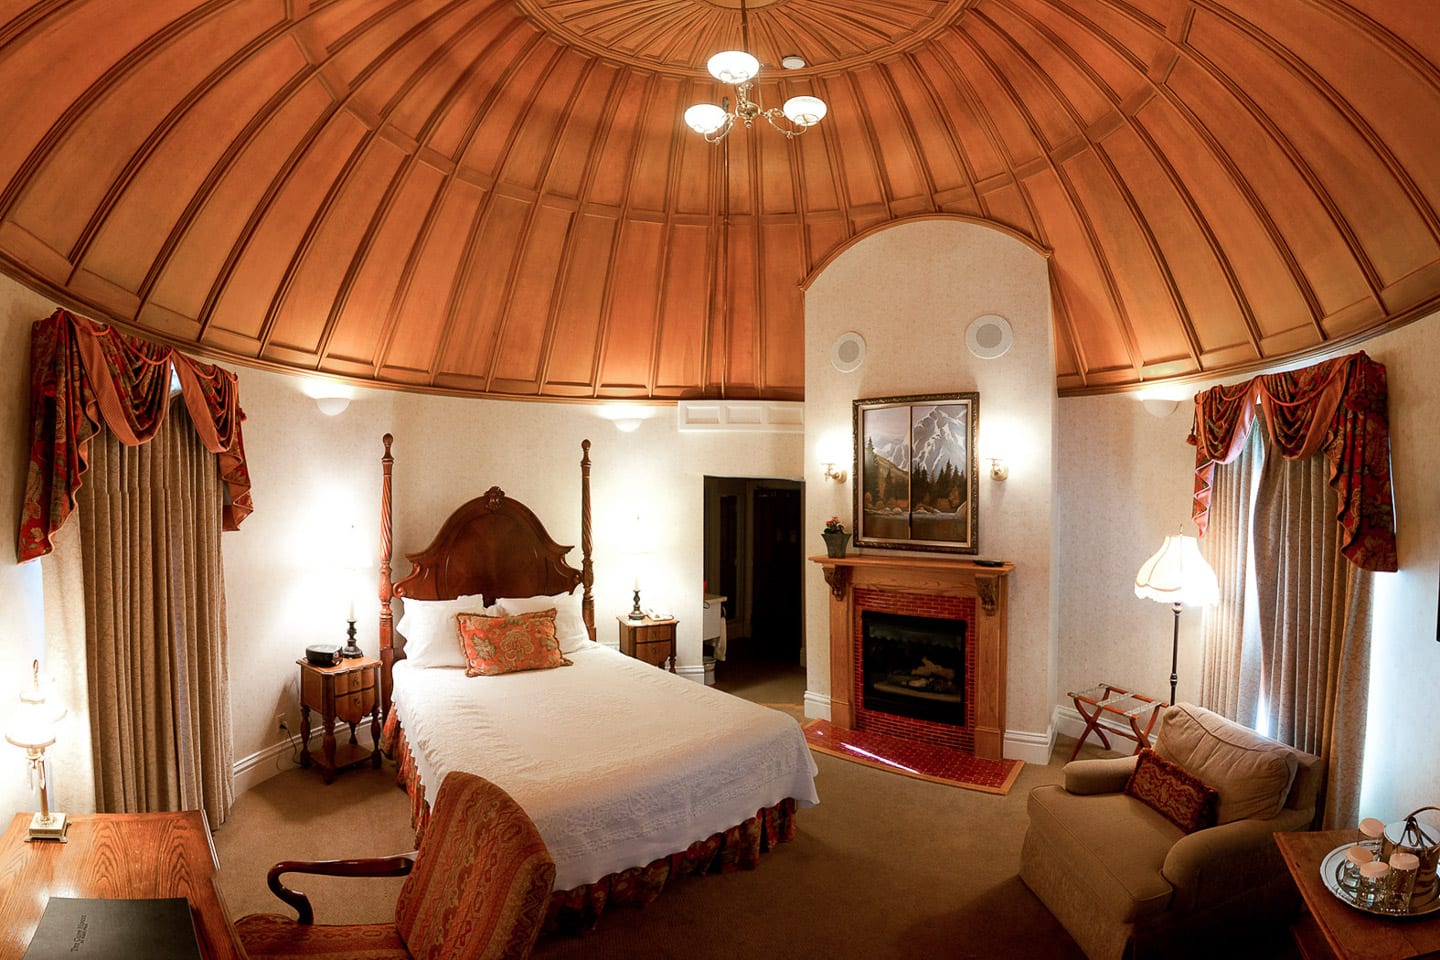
[1252,446,1372,829]
[1198,427,1261,722]
[1189,351,1396,572]
[77,398,235,824]
[19,309,252,562]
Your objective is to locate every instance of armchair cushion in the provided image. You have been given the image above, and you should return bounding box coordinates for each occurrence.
[235,915,409,958]
[1153,703,1297,825]
[1124,749,1218,834]
[1026,784,1182,923]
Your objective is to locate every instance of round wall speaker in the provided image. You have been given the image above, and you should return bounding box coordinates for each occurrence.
[830,331,866,373]
[966,314,1014,359]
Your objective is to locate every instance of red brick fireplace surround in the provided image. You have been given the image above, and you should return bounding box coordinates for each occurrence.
[811,554,1012,760]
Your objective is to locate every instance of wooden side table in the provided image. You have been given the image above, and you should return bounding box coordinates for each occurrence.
[617,616,678,672]
[297,656,382,783]
[1276,829,1440,959]
[1067,682,1166,761]
[0,811,245,959]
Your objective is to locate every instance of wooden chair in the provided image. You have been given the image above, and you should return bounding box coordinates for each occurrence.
[236,772,556,960]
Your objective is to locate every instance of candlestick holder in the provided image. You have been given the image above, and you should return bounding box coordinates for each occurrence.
[340,617,363,658]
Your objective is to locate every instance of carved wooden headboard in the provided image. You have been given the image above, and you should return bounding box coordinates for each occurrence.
[376,434,594,715]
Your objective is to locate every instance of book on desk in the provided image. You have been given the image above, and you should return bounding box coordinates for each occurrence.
[23,897,203,960]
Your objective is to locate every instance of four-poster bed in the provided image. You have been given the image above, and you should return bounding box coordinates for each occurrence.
[373,435,818,931]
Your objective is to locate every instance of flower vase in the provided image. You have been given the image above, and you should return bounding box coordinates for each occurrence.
[822,531,851,558]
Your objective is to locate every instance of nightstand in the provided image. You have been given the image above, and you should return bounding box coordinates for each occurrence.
[617,616,678,672]
[296,656,381,783]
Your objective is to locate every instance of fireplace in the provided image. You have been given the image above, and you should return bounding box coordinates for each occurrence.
[811,553,1010,759]
[861,610,966,728]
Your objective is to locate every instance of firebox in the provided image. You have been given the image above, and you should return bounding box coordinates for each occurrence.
[860,610,966,728]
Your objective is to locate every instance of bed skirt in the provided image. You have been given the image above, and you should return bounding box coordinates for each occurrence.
[381,711,799,933]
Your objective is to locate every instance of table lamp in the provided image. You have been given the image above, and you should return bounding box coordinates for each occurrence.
[1134,534,1219,705]
[5,660,68,841]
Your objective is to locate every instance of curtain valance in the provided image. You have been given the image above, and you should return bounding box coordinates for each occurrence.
[1188,351,1396,572]
[19,309,253,562]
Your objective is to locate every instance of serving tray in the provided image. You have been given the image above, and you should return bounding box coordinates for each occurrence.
[1320,842,1440,918]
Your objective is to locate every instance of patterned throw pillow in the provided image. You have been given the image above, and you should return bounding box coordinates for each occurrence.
[1124,748,1219,833]
[456,609,572,677]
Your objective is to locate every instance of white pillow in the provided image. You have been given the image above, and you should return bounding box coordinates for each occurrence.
[395,593,491,668]
[495,592,591,653]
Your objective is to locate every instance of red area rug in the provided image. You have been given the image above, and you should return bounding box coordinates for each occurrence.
[803,719,1023,795]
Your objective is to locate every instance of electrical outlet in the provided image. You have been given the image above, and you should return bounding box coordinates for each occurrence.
[276,713,288,732]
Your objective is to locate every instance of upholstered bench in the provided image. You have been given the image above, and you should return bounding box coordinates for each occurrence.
[1020,703,1321,959]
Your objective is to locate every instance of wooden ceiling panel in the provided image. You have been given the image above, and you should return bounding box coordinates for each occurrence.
[379,178,482,376]
[721,225,758,392]
[325,162,446,369]
[267,138,406,356]
[437,189,527,380]
[1061,149,1190,367]
[1164,55,1372,320]
[654,223,711,392]
[965,11,1086,156]
[210,112,369,344]
[1098,125,1251,358]
[546,212,615,388]
[80,38,310,293]
[760,221,805,396]
[493,201,573,385]
[1187,7,1438,286]
[0,0,1436,400]
[146,78,337,321]
[598,218,665,391]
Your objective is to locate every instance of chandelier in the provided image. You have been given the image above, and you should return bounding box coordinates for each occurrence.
[683,0,827,143]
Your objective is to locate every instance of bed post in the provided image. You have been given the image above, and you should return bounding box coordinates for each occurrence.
[581,439,594,642]
[379,433,395,719]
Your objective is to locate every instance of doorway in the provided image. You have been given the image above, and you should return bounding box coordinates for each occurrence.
[703,477,805,696]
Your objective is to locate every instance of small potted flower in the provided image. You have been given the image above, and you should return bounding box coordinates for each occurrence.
[822,516,851,558]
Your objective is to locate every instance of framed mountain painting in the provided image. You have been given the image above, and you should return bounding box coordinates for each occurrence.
[852,392,979,554]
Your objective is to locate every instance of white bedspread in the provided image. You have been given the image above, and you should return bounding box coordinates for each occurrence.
[391,644,819,891]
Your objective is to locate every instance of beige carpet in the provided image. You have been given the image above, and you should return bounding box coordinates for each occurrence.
[213,664,1296,959]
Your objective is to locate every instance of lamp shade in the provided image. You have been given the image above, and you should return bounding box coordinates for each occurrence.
[782,95,827,126]
[684,103,729,136]
[4,663,66,751]
[1134,535,1219,606]
[706,50,759,84]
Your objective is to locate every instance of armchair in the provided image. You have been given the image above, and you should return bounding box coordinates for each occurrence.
[236,771,556,960]
[1020,703,1321,959]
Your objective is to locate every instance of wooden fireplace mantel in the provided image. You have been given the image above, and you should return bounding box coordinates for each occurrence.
[810,553,1012,760]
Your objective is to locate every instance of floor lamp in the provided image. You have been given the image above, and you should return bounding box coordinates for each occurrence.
[1134,535,1219,705]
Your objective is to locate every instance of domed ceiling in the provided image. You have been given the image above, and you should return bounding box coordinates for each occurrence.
[0,0,1436,400]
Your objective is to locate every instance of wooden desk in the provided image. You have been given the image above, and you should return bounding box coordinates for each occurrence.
[0,811,245,960]
[1276,829,1440,960]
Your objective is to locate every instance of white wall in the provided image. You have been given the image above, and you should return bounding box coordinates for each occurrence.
[2,262,1435,818]
[802,219,1057,757]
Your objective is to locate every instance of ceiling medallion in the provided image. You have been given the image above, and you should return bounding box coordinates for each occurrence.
[830,332,866,373]
[684,0,827,143]
[965,315,1013,360]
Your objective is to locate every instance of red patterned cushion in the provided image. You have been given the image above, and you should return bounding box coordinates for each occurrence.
[235,915,410,958]
[1124,748,1219,833]
[457,610,571,677]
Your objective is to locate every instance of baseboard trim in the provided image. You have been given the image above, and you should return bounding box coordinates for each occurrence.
[1004,722,1055,765]
[802,691,831,721]
[232,730,324,795]
[675,663,706,683]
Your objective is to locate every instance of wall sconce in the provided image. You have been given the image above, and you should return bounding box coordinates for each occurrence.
[816,431,851,484]
[987,458,1010,482]
[302,379,354,416]
[598,404,651,433]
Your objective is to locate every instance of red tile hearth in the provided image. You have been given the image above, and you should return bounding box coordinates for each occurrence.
[803,719,1023,795]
